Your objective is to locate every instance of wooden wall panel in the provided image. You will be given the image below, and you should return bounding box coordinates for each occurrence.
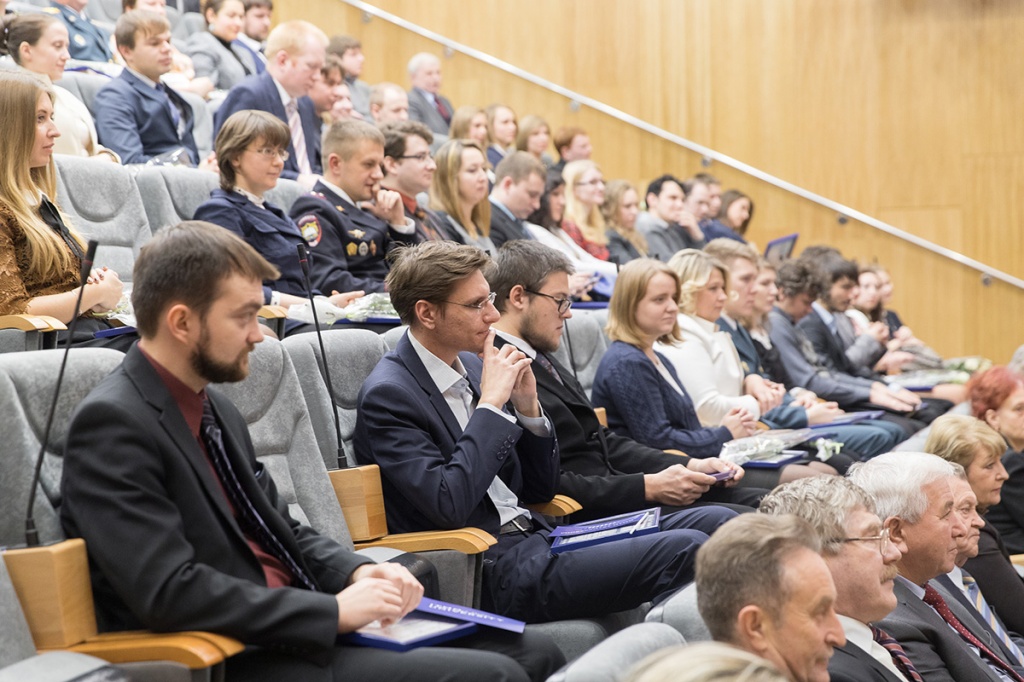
[278,0,1024,361]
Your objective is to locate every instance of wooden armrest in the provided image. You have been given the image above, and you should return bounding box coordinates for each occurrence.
[0,314,67,332]
[664,449,688,457]
[89,630,245,658]
[54,632,231,669]
[258,305,288,319]
[527,494,582,517]
[756,421,771,431]
[329,466,388,542]
[1011,554,1024,567]
[355,528,496,554]
[593,407,607,427]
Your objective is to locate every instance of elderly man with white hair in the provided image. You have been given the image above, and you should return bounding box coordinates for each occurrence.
[406,52,455,137]
[850,452,1024,682]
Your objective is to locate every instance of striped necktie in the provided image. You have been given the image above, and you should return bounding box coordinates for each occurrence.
[963,572,1024,665]
[871,625,924,682]
[923,584,1024,682]
[285,99,312,176]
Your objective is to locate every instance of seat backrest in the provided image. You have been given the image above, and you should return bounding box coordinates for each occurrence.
[134,165,219,234]
[174,13,207,45]
[282,329,389,471]
[380,324,408,351]
[180,91,214,159]
[54,71,112,118]
[212,337,355,550]
[0,348,126,549]
[55,155,151,281]
[0,558,37,668]
[84,0,121,24]
[643,581,711,643]
[265,178,307,214]
[551,311,610,398]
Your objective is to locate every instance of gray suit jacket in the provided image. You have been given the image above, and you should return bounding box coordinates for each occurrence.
[876,578,1005,682]
[184,30,257,90]
[407,87,454,137]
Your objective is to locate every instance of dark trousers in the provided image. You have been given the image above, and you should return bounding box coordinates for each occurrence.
[482,504,735,622]
[225,627,565,682]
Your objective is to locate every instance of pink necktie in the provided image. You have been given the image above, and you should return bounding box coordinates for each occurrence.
[286,100,312,176]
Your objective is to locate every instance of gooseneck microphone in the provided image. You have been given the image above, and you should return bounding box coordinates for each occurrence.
[296,244,348,469]
[25,239,98,547]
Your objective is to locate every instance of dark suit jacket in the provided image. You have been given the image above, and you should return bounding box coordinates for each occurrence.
[407,87,454,137]
[289,181,416,295]
[353,332,559,537]
[193,188,316,303]
[488,199,531,249]
[95,69,198,165]
[876,578,1006,682]
[799,307,877,379]
[986,448,1024,554]
[214,72,322,178]
[965,519,1024,636]
[60,345,366,658]
[495,335,692,520]
[828,641,904,682]
[933,572,1024,657]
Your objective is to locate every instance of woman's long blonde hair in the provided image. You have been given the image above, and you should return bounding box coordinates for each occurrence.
[429,138,491,239]
[0,71,83,278]
[562,159,607,245]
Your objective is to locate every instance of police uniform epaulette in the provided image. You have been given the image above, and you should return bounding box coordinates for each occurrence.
[42,6,60,13]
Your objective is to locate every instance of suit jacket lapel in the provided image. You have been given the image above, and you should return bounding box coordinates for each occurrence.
[395,333,465,445]
[123,348,239,530]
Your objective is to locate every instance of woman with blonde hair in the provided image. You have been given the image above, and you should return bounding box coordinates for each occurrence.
[448,106,489,148]
[484,103,517,168]
[0,72,128,346]
[601,179,646,264]
[925,413,1024,634]
[561,159,610,261]
[515,114,553,167]
[626,642,787,682]
[426,138,494,251]
[0,13,118,161]
[592,258,757,460]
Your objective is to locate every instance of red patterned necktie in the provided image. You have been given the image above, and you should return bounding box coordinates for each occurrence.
[871,625,925,682]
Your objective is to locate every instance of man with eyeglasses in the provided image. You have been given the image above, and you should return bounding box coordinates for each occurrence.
[759,475,912,681]
[487,240,763,520]
[355,241,737,624]
[488,153,546,250]
[380,121,451,243]
[289,119,417,296]
[851,452,1024,682]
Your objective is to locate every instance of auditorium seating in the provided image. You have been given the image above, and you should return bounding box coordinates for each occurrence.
[551,310,610,399]
[644,582,711,644]
[54,71,112,118]
[545,623,686,682]
[0,348,238,679]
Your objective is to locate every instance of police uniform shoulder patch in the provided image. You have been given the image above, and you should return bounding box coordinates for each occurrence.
[296,214,321,247]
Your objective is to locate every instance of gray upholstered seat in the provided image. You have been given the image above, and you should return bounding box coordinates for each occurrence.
[179,91,214,159]
[134,165,220,234]
[282,329,388,471]
[265,178,307,213]
[380,324,408,350]
[644,582,711,643]
[55,71,113,118]
[545,622,685,682]
[550,310,610,399]
[55,155,151,282]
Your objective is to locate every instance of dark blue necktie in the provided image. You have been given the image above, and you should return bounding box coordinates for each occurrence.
[200,399,318,591]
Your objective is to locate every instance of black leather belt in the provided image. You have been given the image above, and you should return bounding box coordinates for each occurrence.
[499,514,533,535]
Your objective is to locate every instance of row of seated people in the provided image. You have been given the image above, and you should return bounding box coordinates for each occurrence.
[16,214,1024,681]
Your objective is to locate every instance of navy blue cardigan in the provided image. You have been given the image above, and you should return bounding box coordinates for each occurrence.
[591,341,733,458]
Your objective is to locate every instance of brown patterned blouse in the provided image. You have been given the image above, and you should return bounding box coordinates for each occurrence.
[0,201,81,316]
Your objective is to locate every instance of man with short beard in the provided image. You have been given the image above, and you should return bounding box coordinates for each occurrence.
[60,221,564,682]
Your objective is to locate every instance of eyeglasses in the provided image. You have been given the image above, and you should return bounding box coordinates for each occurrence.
[397,152,432,162]
[575,178,605,187]
[249,147,290,161]
[837,527,891,555]
[525,289,572,314]
[442,291,496,311]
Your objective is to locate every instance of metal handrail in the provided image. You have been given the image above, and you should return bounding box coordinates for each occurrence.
[343,0,1024,290]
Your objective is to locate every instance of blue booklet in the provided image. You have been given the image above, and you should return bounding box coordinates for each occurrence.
[341,597,525,652]
[549,508,661,554]
[743,450,806,469]
[808,410,884,428]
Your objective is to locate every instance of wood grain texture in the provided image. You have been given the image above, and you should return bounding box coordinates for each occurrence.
[279,0,1024,360]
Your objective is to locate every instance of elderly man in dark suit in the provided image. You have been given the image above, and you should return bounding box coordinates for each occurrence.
[406,52,454,137]
[355,240,737,623]
[485,240,762,519]
[851,452,1024,682]
[95,11,199,165]
[759,476,916,682]
[215,20,326,184]
[60,221,564,682]
[289,120,418,296]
